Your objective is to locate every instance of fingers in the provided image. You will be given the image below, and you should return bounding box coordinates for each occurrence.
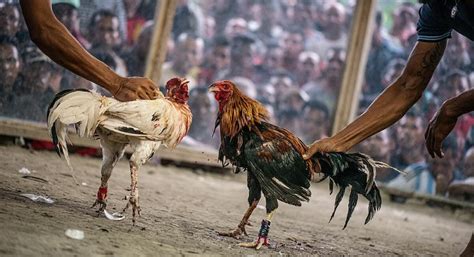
[425,125,435,158]
[303,144,318,160]
[145,88,159,100]
[138,91,150,100]
[425,120,446,159]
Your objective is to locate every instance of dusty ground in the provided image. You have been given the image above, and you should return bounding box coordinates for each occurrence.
[0,145,472,256]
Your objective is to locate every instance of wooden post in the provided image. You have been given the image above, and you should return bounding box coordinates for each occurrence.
[144,0,177,84]
[331,0,377,135]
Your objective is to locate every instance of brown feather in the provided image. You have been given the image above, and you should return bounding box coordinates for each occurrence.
[219,84,269,139]
[219,82,319,178]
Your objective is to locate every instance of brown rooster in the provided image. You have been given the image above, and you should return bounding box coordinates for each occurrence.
[47,78,192,224]
[209,80,393,249]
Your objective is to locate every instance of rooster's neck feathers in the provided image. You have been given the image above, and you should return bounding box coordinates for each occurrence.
[218,91,269,138]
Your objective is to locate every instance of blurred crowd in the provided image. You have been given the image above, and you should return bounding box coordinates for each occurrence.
[0,0,473,201]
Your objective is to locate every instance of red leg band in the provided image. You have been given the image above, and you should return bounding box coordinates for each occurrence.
[97,186,108,201]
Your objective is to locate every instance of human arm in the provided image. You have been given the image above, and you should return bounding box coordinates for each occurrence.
[303,41,446,158]
[425,89,474,158]
[19,0,159,101]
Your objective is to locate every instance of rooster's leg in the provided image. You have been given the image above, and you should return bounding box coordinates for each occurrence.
[239,210,275,250]
[122,160,141,224]
[92,139,126,212]
[219,172,261,239]
[122,141,160,224]
[218,200,259,238]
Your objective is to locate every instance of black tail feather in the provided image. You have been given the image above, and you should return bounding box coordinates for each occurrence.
[51,122,61,157]
[364,186,382,224]
[313,152,384,228]
[47,89,90,158]
[329,186,345,223]
[343,189,359,229]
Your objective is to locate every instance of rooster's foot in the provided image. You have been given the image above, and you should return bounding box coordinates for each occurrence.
[218,223,248,239]
[239,219,271,250]
[238,236,269,250]
[122,195,141,224]
[91,199,107,212]
[91,186,108,212]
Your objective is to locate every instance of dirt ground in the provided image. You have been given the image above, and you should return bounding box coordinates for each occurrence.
[0,145,472,256]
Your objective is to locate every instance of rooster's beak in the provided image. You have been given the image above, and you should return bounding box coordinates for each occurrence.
[208,84,218,93]
[180,79,190,86]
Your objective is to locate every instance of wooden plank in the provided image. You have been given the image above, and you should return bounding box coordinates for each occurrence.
[379,184,474,210]
[144,0,177,83]
[0,117,222,167]
[331,0,377,135]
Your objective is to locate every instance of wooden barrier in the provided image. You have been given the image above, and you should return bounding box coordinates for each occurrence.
[144,0,177,82]
[332,0,377,134]
[379,184,474,211]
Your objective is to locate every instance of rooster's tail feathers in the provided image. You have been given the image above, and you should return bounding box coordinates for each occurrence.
[313,152,394,229]
[47,89,110,169]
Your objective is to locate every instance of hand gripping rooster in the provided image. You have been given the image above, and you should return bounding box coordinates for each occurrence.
[209,80,396,249]
[47,78,192,224]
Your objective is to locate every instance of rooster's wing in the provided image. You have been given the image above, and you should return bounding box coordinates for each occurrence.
[242,125,311,211]
[100,99,175,141]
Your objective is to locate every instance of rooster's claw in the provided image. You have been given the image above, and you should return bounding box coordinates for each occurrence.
[91,199,107,212]
[122,195,140,224]
[218,222,248,239]
[238,236,269,250]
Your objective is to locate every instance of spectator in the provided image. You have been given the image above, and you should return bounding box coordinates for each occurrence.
[390,3,417,49]
[123,0,146,46]
[187,86,218,148]
[387,113,435,195]
[199,36,230,85]
[0,36,21,97]
[281,29,304,72]
[277,108,301,137]
[436,70,470,102]
[0,36,21,116]
[364,11,404,98]
[124,21,153,76]
[77,0,127,43]
[302,47,345,118]
[269,70,294,114]
[428,134,461,196]
[301,100,330,144]
[448,147,474,202]
[88,9,128,76]
[437,32,472,78]
[173,0,202,41]
[52,0,90,48]
[0,2,20,38]
[306,2,348,59]
[220,33,256,82]
[159,33,203,89]
[252,1,283,45]
[296,51,321,87]
[391,111,427,170]
[13,48,60,121]
[211,0,239,35]
[224,18,248,40]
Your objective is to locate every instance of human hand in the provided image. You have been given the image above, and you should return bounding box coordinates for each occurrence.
[424,104,458,158]
[113,77,161,101]
[303,137,348,160]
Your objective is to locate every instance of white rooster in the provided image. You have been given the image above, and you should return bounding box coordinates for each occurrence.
[47,77,192,223]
